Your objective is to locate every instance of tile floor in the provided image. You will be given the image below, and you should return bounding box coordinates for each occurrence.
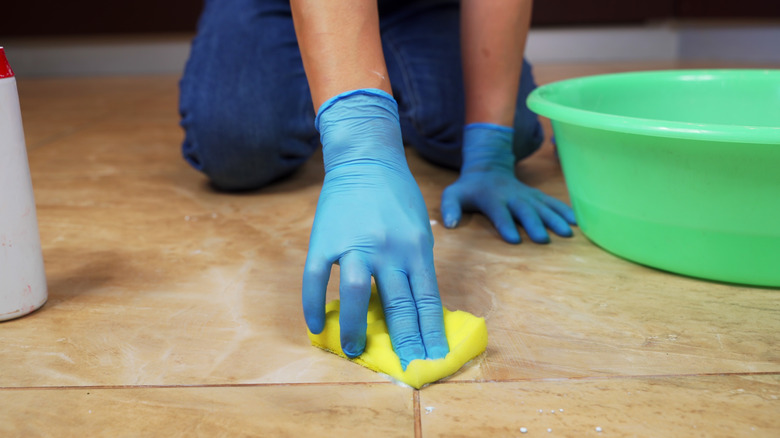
[1,62,778,437]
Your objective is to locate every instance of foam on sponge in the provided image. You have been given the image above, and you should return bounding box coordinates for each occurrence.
[308,287,488,389]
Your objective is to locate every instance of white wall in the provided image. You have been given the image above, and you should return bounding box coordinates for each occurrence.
[1,35,193,76]
[527,21,780,63]
[1,22,778,77]
[677,23,780,63]
[526,25,679,62]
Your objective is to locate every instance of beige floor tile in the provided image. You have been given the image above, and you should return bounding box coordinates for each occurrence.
[0,383,414,438]
[432,211,780,380]
[17,76,178,150]
[420,375,780,438]
[4,113,381,387]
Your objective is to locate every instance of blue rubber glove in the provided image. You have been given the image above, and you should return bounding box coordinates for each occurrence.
[303,89,449,370]
[441,123,577,244]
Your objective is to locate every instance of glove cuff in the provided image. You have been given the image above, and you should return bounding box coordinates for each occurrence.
[464,122,514,135]
[315,89,406,174]
[461,123,516,173]
[315,88,398,132]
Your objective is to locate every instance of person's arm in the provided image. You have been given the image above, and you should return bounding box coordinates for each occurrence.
[461,0,531,127]
[290,0,391,109]
[441,0,577,243]
[291,0,449,369]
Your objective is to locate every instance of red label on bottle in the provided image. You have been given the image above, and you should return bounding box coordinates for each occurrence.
[0,47,15,79]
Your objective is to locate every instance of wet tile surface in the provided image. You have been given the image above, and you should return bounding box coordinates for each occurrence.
[3,61,778,435]
[0,383,414,437]
[420,375,780,438]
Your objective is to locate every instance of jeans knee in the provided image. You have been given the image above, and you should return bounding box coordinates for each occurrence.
[178,0,316,191]
[401,103,463,170]
[181,109,316,191]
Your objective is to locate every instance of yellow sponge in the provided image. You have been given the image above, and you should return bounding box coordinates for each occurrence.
[308,287,488,389]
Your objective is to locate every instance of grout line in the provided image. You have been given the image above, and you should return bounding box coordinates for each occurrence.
[413,390,422,438]
[0,381,394,391]
[442,370,780,385]
[1,371,778,392]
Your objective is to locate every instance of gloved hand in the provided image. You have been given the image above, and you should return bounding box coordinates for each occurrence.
[441,123,576,244]
[303,89,449,370]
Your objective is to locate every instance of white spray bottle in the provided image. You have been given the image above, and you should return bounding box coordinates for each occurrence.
[0,47,47,321]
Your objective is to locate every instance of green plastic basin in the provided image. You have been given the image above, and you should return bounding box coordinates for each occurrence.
[527,70,780,287]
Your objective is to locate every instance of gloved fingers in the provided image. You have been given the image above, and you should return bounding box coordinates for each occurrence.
[408,265,449,360]
[541,195,577,225]
[440,185,464,229]
[509,199,550,244]
[338,253,373,358]
[530,198,574,238]
[376,269,426,371]
[302,254,332,334]
[483,201,521,244]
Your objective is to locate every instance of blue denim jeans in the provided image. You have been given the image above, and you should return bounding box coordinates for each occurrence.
[179,0,544,191]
